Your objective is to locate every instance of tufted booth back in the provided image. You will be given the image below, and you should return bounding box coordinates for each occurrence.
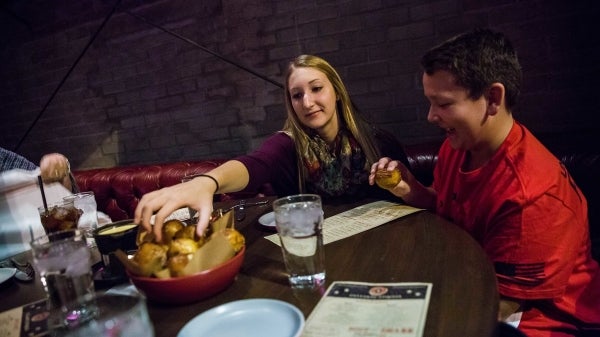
[73,160,274,222]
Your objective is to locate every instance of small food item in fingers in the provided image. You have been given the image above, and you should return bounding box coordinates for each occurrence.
[375,168,402,189]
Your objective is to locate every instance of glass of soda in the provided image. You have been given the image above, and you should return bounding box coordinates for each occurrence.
[38,199,82,234]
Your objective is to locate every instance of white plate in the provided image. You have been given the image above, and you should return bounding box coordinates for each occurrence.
[0,268,16,284]
[177,299,304,337]
[258,211,276,228]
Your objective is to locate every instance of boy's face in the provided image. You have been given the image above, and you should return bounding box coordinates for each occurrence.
[422,70,489,151]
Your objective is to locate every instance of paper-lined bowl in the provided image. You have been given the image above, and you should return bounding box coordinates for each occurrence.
[127,245,245,305]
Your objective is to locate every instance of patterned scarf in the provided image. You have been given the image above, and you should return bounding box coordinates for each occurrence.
[301,129,368,197]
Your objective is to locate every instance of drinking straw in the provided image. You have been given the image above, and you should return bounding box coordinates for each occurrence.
[37,175,48,211]
[29,224,34,241]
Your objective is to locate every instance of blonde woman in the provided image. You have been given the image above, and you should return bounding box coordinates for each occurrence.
[136,55,408,241]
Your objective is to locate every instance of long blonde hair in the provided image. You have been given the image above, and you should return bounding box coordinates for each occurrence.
[282,55,381,192]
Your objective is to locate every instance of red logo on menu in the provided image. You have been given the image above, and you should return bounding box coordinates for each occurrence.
[368,286,388,296]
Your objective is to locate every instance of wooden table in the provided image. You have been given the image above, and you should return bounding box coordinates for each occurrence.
[0,198,499,336]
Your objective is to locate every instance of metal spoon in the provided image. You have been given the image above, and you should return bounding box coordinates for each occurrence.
[223,199,269,214]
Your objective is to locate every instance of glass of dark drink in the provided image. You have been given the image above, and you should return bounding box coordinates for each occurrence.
[38,199,83,234]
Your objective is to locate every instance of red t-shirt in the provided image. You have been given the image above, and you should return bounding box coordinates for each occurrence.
[433,121,600,336]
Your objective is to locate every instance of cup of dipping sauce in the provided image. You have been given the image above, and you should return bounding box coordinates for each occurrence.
[93,220,139,278]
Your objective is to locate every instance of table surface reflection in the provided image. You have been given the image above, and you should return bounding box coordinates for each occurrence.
[0,198,499,337]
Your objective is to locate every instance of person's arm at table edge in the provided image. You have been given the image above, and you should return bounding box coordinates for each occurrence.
[136,133,293,241]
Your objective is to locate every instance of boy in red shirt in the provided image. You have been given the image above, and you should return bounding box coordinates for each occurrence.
[370,28,600,336]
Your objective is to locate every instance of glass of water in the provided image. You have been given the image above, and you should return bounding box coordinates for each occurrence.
[30,229,97,331]
[63,191,99,246]
[273,194,325,289]
[63,293,154,337]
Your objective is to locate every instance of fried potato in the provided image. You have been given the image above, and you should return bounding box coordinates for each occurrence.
[222,228,245,253]
[168,254,193,277]
[162,219,186,243]
[168,237,199,257]
[375,168,402,189]
[133,242,168,277]
[174,224,197,240]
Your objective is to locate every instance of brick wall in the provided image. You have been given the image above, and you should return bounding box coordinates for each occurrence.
[1,0,598,169]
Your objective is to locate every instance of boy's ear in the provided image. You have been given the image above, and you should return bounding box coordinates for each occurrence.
[486,83,505,115]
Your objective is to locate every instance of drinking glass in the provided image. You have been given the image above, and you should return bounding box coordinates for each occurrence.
[30,229,97,331]
[63,293,154,337]
[38,199,82,234]
[63,192,99,246]
[273,194,325,289]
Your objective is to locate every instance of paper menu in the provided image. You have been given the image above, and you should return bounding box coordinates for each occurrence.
[302,282,432,337]
[0,299,49,337]
[265,201,423,246]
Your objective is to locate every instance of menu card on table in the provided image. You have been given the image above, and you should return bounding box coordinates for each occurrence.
[302,281,432,337]
[0,299,49,337]
[265,201,423,246]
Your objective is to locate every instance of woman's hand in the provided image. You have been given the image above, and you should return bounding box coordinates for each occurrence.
[134,176,218,242]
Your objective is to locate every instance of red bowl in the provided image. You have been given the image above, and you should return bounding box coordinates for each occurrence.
[127,245,245,305]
